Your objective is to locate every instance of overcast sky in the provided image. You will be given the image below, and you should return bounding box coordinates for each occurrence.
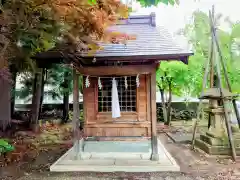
[131,0,240,33]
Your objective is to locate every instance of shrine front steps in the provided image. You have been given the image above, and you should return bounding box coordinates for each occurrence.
[50,138,180,172]
[80,152,152,160]
[195,133,240,155]
[81,140,152,160]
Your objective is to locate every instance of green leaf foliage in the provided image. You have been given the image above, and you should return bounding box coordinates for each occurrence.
[157,10,240,99]
[0,139,15,154]
[136,0,179,7]
[17,64,83,102]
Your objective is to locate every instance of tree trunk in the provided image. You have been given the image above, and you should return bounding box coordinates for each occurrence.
[9,65,17,118]
[159,87,167,123]
[165,79,172,126]
[62,71,70,124]
[31,69,43,132]
[0,73,11,131]
[62,93,69,123]
[39,68,46,118]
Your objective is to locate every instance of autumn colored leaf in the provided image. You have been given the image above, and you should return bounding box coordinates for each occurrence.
[0,0,131,78]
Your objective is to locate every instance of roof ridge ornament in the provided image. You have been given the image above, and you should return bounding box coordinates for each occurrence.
[150,12,156,27]
[118,13,156,26]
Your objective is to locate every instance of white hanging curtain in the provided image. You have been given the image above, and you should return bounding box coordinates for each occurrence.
[111,78,121,118]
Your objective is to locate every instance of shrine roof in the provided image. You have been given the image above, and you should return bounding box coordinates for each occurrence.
[80,13,192,61]
[34,13,193,66]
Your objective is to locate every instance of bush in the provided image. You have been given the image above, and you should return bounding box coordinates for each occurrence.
[157,106,197,122]
[68,110,84,129]
[0,139,14,155]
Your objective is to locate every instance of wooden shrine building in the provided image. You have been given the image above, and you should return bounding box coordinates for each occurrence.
[35,13,192,161]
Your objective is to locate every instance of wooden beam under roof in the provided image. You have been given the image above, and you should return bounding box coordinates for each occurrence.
[76,64,158,76]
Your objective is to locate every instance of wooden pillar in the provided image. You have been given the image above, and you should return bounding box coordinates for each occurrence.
[72,69,80,159]
[150,70,159,161]
[146,75,151,123]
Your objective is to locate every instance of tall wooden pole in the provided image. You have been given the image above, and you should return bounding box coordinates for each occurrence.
[209,40,214,88]
[209,6,215,89]
[191,41,211,149]
[150,70,159,161]
[208,9,215,129]
[73,68,80,159]
[209,8,237,161]
[209,9,240,128]
[192,6,237,161]
[192,9,215,149]
[213,46,237,161]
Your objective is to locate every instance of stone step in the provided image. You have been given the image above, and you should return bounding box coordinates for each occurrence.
[83,141,151,153]
[195,138,240,155]
[84,141,151,146]
[81,152,152,160]
[51,159,179,172]
[85,136,150,141]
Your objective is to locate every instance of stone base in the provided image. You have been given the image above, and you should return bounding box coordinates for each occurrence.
[200,132,240,146]
[195,139,240,155]
[195,131,240,155]
[200,133,228,146]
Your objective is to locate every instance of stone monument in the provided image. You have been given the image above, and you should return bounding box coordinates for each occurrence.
[195,88,240,155]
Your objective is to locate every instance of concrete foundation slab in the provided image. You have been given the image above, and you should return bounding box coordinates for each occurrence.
[50,138,180,172]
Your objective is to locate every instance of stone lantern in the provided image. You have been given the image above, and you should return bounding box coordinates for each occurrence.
[195,88,240,155]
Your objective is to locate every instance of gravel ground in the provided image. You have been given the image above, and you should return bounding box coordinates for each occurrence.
[15,171,240,180]
[15,134,240,180]
[2,132,240,180]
